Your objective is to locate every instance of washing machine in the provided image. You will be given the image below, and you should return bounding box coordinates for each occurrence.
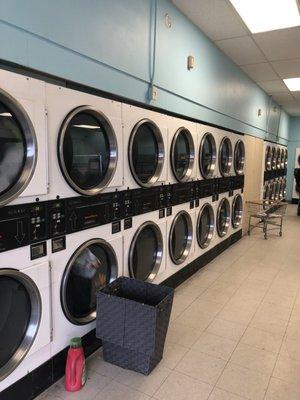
[122,104,168,190]
[214,193,231,245]
[50,222,122,356]
[0,69,47,207]
[167,116,197,184]
[0,243,51,392]
[165,202,196,279]
[123,209,167,284]
[46,83,123,200]
[194,196,216,260]
[197,124,219,180]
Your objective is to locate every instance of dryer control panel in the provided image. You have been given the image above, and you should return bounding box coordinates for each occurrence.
[0,202,48,253]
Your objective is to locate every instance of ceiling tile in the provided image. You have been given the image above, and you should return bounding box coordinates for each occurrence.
[271,92,295,104]
[280,100,300,115]
[172,0,248,41]
[257,80,289,93]
[253,27,300,61]
[215,36,266,65]
[271,58,300,79]
[240,62,278,81]
[292,91,300,100]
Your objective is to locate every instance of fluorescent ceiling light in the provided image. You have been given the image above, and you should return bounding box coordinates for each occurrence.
[229,0,300,33]
[284,77,300,91]
[0,112,12,117]
[72,124,99,129]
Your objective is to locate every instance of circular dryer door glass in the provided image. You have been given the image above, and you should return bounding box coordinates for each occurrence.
[276,148,281,169]
[280,149,285,168]
[264,183,270,200]
[60,109,116,194]
[62,240,118,325]
[171,128,194,182]
[0,271,40,380]
[285,150,288,168]
[130,223,163,281]
[265,146,272,171]
[200,133,216,178]
[169,211,192,264]
[271,147,277,170]
[217,198,230,237]
[0,102,26,198]
[129,120,164,187]
[219,137,233,176]
[232,195,243,228]
[197,203,214,248]
[234,140,245,175]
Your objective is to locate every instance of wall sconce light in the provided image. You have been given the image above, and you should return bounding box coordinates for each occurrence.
[187,55,195,70]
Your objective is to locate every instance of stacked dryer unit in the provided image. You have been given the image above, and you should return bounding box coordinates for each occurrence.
[262,142,287,202]
[0,70,51,392]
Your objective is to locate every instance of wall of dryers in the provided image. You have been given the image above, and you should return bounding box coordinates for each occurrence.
[286,117,300,200]
[0,0,290,143]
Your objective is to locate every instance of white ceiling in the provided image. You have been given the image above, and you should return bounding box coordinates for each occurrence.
[172,0,300,116]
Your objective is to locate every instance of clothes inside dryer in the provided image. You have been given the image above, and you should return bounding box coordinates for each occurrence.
[0,270,41,381]
[217,198,230,237]
[0,91,36,206]
[171,128,194,182]
[129,119,164,187]
[234,140,245,175]
[58,107,117,196]
[232,194,243,228]
[219,137,233,176]
[129,222,163,281]
[61,239,118,325]
[169,211,192,264]
[199,132,216,178]
[197,203,214,248]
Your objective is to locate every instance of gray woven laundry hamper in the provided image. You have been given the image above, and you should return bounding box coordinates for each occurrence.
[96,277,174,375]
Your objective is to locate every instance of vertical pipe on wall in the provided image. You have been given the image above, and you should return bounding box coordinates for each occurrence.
[149,0,158,94]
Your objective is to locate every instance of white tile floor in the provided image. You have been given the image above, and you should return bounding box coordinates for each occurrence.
[38,205,300,400]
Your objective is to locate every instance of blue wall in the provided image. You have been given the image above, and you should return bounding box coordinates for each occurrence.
[287,117,300,200]
[0,0,290,143]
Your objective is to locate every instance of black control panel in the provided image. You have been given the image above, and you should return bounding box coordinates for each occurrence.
[172,183,194,205]
[0,202,48,253]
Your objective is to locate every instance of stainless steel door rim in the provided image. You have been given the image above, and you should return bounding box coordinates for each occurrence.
[232,194,243,229]
[219,136,233,177]
[171,127,195,182]
[234,139,245,175]
[217,198,230,237]
[197,203,214,249]
[199,132,217,179]
[169,210,193,264]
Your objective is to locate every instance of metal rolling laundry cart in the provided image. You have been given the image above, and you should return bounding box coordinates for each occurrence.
[246,200,287,239]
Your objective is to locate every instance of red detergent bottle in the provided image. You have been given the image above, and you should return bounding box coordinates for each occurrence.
[65,337,86,392]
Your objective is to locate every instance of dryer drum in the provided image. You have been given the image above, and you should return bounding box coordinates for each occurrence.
[129,119,164,188]
[58,106,118,196]
[271,147,277,170]
[197,203,214,249]
[61,238,118,325]
[265,146,272,171]
[0,88,37,207]
[219,137,233,177]
[0,269,41,381]
[280,149,285,169]
[171,128,195,182]
[217,198,230,237]
[169,210,193,264]
[199,132,217,179]
[276,148,281,169]
[232,194,243,229]
[234,140,245,175]
[129,221,163,282]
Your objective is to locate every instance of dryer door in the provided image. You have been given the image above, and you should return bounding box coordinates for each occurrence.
[199,132,217,179]
[169,211,192,264]
[265,145,272,171]
[0,89,37,206]
[285,149,288,168]
[61,239,118,325]
[234,140,245,175]
[232,194,243,229]
[217,198,230,237]
[197,203,214,249]
[0,270,41,381]
[58,106,118,196]
[280,149,285,169]
[219,137,233,177]
[171,128,195,182]
[276,148,281,169]
[271,147,277,170]
[129,221,163,281]
[129,119,164,187]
